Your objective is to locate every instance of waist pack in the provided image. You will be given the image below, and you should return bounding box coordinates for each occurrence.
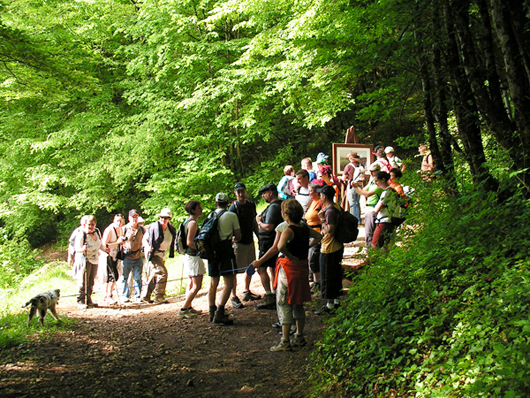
[194,210,226,260]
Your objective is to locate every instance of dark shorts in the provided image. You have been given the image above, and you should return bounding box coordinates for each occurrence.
[259,242,277,269]
[208,240,237,278]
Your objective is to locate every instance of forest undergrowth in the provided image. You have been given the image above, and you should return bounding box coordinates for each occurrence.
[309,182,530,397]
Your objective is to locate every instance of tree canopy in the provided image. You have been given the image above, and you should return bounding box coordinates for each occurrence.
[0,0,529,238]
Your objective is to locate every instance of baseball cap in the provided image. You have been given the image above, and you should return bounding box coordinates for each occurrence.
[385,146,394,154]
[317,185,336,197]
[215,192,229,203]
[234,182,246,191]
[129,209,139,217]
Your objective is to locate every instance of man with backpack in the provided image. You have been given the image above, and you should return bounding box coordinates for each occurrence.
[141,208,176,304]
[228,182,261,308]
[256,183,284,310]
[207,192,242,325]
[121,209,146,303]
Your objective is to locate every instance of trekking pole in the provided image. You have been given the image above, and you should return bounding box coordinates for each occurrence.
[85,262,88,307]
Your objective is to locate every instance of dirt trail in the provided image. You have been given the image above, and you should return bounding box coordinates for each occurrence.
[1,232,366,398]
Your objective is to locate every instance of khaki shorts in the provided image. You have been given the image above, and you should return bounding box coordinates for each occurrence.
[234,242,256,271]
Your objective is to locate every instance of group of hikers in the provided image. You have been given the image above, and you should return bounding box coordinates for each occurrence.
[67,144,430,351]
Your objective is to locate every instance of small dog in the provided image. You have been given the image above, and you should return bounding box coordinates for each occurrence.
[22,289,61,326]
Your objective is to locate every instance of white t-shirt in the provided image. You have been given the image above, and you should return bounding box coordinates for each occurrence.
[216,209,240,240]
[388,155,403,169]
[295,186,311,213]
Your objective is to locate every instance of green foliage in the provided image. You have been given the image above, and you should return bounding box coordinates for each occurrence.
[310,182,530,397]
[0,235,44,289]
[0,260,77,349]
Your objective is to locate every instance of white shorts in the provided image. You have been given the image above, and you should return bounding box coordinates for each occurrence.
[183,254,206,277]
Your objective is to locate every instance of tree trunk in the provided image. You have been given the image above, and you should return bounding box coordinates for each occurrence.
[489,0,530,182]
[449,0,518,154]
[442,0,499,192]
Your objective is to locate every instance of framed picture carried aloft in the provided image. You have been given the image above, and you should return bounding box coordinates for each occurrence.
[332,143,374,176]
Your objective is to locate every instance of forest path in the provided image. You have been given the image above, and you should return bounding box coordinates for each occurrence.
[1,231,365,398]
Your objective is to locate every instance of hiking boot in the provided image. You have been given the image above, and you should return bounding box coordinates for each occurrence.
[140,297,154,304]
[291,334,307,347]
[213,307,234,326]
[257,294,276,310]
[178,308,198,318]
[270,339,292,352]
[310,282,320,293]
[242,290,261,302]
[87,302,99,308]
[231,296,244,309]
[209,305,217,322]
[154,297,169,304]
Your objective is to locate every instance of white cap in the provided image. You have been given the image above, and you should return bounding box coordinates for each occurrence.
[385,146,394,154]
[215,192,229,203]
[159,208,172,218]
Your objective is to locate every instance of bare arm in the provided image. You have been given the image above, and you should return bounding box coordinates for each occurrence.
[233,228,242,243]
[252,230,281,267]
[186,220,198,249]
[278,228,298,262]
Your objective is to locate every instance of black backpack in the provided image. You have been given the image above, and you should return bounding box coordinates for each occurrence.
[327,206,359,244]
[194,210,226,260]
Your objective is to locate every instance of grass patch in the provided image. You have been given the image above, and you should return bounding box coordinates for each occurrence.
[0,261,78,349]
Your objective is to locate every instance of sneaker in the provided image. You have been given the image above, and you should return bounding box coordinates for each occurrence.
[310,282,320,293]
[105,296,117,305]
[256,294,276,310]
[231,296,244,309]
[87,302,99,308]
[178,308,197,318]
[154,297,169,304]
[122,297,131,303]
[213,308,234,326]
[315,305,333,316]
[242,290,261,302]
[272,321,281,329]
[140,297,154,304]
[291,334,307,347]
[270,339,292,352]
[188,307,202,315]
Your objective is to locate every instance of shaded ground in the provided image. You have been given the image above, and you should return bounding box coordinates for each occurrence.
[1,230,366,398]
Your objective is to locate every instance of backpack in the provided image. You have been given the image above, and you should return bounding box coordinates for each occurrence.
[391,189,412,226]
[194,210,226,260]
[175,219,192,255]
[327,206,359,244]
[121,225,145,259]
[281,177,295,199]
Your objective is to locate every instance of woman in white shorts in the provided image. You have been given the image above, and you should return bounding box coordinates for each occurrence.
[178,200,206,318]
